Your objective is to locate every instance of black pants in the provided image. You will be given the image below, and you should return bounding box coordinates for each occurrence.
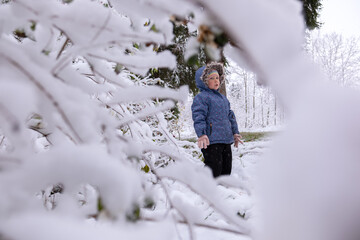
[201,143,232,178]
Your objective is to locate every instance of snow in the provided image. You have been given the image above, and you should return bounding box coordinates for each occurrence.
[107,85,188,104]
[87,48,177,76]
[256,83,360,240]
[1,144,142,217]
[1,0,360,239]
[3,212,175,240]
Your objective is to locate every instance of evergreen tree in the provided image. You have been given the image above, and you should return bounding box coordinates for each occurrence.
[299,0,323,30]
[150,19,207,95]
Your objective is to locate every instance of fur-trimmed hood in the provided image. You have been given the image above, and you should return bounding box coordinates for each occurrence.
[200,62,225,87]
[195,66,207,92]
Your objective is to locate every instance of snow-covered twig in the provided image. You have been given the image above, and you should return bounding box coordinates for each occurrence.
[2,54,83,144]
[142,157,195,240]
[141,216,247,236]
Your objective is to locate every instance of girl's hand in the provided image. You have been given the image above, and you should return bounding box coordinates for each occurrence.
[234,134,244,148]
[197,135,210,149]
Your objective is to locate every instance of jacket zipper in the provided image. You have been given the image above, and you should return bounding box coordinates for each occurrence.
[210,123,212,136]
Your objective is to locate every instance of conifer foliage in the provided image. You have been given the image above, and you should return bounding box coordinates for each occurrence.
[299,0,323,29]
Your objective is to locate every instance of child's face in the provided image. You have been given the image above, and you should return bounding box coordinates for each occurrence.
[207,73,220,90]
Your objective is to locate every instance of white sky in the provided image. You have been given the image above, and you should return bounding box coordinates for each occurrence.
[319,0,360,37]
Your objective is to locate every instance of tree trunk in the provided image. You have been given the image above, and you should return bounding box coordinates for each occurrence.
[244,74,248,128]
[252,78,256,126]
[274,95,277,126]
[213,49,227,96]
[266,89,270,126]
[219,80,227,96]
[261,93,264,127]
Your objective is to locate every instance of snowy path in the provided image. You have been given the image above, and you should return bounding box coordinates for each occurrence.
[193,135,273,240]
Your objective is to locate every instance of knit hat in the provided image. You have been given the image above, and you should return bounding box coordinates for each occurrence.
[200,62,225,87]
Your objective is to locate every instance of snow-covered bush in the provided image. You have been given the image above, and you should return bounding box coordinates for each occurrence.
[0,1,249,240]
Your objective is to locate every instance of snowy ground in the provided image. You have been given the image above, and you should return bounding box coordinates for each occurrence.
[174,133,274,240]
[232,133,273,179]
[194,135,273,239]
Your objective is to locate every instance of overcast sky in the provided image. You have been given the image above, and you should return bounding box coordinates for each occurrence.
[319,0,360,37]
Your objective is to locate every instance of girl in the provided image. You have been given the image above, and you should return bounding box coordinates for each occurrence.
[191,62,242,177]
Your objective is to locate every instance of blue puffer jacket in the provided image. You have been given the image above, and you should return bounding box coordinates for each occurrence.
[191,66,239,144]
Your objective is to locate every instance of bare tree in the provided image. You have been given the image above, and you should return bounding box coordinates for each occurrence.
[226,59,284,129]
[308,32,360,87]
